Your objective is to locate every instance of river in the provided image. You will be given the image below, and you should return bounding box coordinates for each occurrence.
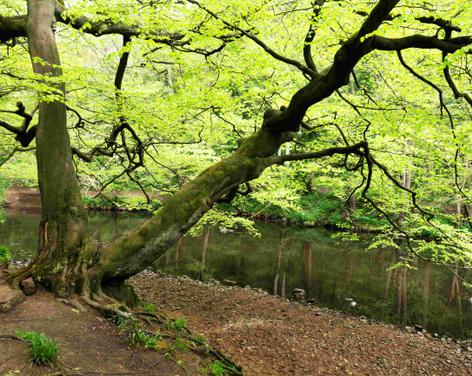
[1,208,471,338]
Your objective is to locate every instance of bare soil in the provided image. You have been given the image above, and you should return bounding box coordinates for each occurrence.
[131,272,472,376]
[0,291,201,376]
[2,272,471,376]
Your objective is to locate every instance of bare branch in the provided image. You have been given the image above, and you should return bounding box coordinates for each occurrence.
[187,0,315,77]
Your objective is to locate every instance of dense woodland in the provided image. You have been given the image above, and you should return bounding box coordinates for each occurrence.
[0,0,470,305]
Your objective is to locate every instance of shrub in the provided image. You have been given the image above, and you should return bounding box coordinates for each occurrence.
[0,245,11,265]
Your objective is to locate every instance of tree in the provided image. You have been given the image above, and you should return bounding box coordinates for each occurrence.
[0,0,471,307]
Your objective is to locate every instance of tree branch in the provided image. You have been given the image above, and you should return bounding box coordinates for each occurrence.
[271,141,366,164]
[187,0,314,77]
[367,34,472,53]
[0,1,185,44]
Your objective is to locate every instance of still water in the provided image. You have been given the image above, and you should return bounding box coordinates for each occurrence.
[1,208,471,338]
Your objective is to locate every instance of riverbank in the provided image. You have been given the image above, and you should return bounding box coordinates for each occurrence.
[1,271,471,375]
[1,185,384,231]
[130,271,472,375]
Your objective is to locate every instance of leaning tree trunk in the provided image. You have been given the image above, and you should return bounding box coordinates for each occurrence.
[14,0,291,300]
[89,126,291,288]
[22,0,87,297]
[8,0,391,302]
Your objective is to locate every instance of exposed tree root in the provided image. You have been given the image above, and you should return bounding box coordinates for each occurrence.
[2,260,34,288]
[3,259,244,374]
[132,310,244,375]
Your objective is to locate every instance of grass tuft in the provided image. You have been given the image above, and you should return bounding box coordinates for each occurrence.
[16,330,58,365]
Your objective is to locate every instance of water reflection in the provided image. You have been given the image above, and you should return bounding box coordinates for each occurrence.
[0,209,470,338]
[156,226,472,338]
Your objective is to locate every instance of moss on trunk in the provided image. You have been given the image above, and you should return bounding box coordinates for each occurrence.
[92,126,292,283]
[24,0,87,297]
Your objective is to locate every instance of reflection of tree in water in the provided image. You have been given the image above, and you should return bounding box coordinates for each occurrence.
[302,241,314,297]
[200,229,211,280]
[447,263,464,335]
[344,249,353,297]
[396,264,408,324]
[273,235,289,297]
[5,211,469,338]
[422,260,431,327]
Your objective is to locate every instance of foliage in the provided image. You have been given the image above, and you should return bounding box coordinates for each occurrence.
[82,195,162,212]
[116,316,162,349]
[208,360,225,376]
[16,330,58,365]
[189,207,260,238]
[169,317,188,332]
[0,0,471,268]
[0,245,11,264]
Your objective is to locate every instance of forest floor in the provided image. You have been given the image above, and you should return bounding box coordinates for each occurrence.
[0,291,207,376]
[1,271,471,376]
[130,271,472,376]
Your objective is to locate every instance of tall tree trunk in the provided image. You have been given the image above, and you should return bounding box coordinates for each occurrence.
[25,0,86,296]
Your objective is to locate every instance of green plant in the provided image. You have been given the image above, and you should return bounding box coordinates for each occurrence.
[209,360,225,376]
[0,245,12,265]
[192,334,207,344]
[16,330,58,365]
[142,302,156,313]
[174,337,189,352]
[116,317,161,349]
[170,317,187,332]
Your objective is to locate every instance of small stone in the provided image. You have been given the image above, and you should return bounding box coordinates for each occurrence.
[0,285,25,312]
[414,324,424,332]
[207,278,220,285]
[292,288,306,301]
[467,347,472,352]
[20,277,36,296]
[405,326,416,334]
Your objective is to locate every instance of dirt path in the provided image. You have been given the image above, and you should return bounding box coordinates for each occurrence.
[3,186,165,212]
[131,272,472,376]
[0,292,198,376]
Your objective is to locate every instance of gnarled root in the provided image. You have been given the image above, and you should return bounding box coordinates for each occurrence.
[131,310,244,375]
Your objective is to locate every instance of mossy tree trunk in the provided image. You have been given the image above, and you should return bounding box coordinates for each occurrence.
[20,0,297,297]
[3,0,468,302]
[24,0,87,297]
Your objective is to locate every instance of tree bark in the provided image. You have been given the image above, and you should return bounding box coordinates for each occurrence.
[25,0,87,296]
[92,126,290,284]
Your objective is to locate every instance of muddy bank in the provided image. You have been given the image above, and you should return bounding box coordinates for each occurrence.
[3,185,164,213]
[131,272,472,376]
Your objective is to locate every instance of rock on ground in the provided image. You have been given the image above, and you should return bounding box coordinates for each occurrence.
[0,285,25,312]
